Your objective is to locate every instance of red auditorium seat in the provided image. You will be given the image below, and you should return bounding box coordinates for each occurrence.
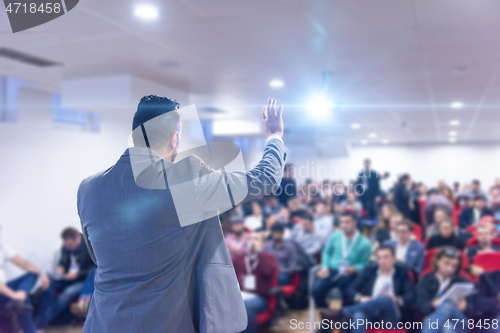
[257,267,279,325]
[412,223,423,242]
[280,272,301,298]
[466,237,500,248]
[473,252,500,272]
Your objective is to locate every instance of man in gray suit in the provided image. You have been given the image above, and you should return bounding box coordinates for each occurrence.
[77,96,288,333]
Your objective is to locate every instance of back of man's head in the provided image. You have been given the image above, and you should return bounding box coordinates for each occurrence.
[132,95,180,150]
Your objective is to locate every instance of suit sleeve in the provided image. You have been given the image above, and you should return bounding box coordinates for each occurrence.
[416,275,434,316]
[352,241,371,273]
[346,267,369,303]
[191,138,288,217]
[400,271,416,308]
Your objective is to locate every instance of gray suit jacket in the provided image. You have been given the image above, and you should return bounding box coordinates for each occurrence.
[386,239,425,274]
[77,138,288,333]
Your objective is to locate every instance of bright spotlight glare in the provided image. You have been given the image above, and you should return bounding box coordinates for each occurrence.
[448,137,457,143]
[450,101,464,109]
[361,139,368,145]
[351,123,361,129]
[308,94,333,118]
[368,132,378,138]
[449,119,460,126]
[134,4,159,20]
[449,130,458,136]
[269,79,284,88]
[381,139,389,144]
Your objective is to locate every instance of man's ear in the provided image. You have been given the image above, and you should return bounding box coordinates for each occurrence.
[169,132,179,149]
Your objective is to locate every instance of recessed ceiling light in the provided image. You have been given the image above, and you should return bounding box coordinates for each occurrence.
[448,137,457,143]
[134,4,159,20]
[381,139,389,144]
[361,139,368,145]
[450,101,464,109]
[449,130,458,136]
[368,132,378,138]
[351,123,361,129]
[308,94,334,118]
[449,119,460,126]
[269,79,284,88]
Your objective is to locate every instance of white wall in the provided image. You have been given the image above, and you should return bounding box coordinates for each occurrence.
[286,143,500,191]
[0,87,131,278]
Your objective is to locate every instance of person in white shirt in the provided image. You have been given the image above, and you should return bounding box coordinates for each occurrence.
[0,238,49,333]
[319,245,415,333]
[290,211,324,258]
[313,200,333,240]
[244,201,264,231]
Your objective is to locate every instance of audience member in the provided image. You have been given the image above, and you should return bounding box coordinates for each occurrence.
[424,189,453,226]
[36,227,95,328]
[312,212,371,308]
[467,223,500,277]
[375,212,403,247]
[0,233,50,333]
[321,245,415,333]
[417,247,471,333]
[459,195,493,232]
[225,215,250,259]
[426,207,451,237]
[70,266,96,318]
[355,158,381,219]
[287,196,303,219]
[290,211,324,258]
[314,200,333,240]
[264,195,282,215]
[464,179,488,200]
[233,232,279,333]
[426,219,464,250]
[386,220,425,275]
[263,223,297,285]
[336,193,362,218]
[393,174,414,220]
[244,201,264,231]
[277,163,297,206]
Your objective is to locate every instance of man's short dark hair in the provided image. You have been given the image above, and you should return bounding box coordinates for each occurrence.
[297,210,314,222]
[271,223,285,233]
[132,95,180,150]
[376,244,395,257]
[475,195,487,201]
[397,219,414,232]
[339,211,357,223]
[61,227,80,240]
[472,179,481,186]
[399,174,410,182]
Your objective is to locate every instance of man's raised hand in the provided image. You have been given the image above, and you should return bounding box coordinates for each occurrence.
[262,99,284,139]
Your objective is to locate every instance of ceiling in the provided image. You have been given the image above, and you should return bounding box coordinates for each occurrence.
[1,0,500,145]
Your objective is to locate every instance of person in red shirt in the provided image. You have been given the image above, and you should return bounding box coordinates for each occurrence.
[233,232,279,333]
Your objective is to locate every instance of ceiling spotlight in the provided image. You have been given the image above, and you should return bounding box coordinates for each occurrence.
[361,139,368,145]
[368,132,378,138]
[134,4,159,20]
[449,119,461,126]
[269,79,284,88]
[449,130,458,136]
[381,139,389,144]
[308,94,334,118]
[450,101,464,109]
[448,137,457,143]
[351,123,361,130]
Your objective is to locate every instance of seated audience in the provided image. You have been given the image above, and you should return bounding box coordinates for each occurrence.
[70,266,96,318]
[375,212,403,247]
[277,163,297,206]
[287,196,303,219]
[244,201,264,231]
[225,215,250,259]
[417,247,472,333]
[320,245,415,333]
[0,235,50,333]
[233,233,279,333]
[36,227,96,328]
[290,211,324,258]
[312,211,371,308]
[263,223,297,285]
[314,200,334,240]
[424,189,453,227]
[464,179,488,200]
[377,203,399,231]
[336,193,362,217]
[427,207,450,237]
[459,195,493,232]
[386,220,425,275]
[426,219,464,250]
[467,222,500,277]
[264,195,283,215]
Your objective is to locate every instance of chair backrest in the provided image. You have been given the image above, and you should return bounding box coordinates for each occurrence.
[467,238,500,248]
[412,223,423,242]
[473,252,500,272]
